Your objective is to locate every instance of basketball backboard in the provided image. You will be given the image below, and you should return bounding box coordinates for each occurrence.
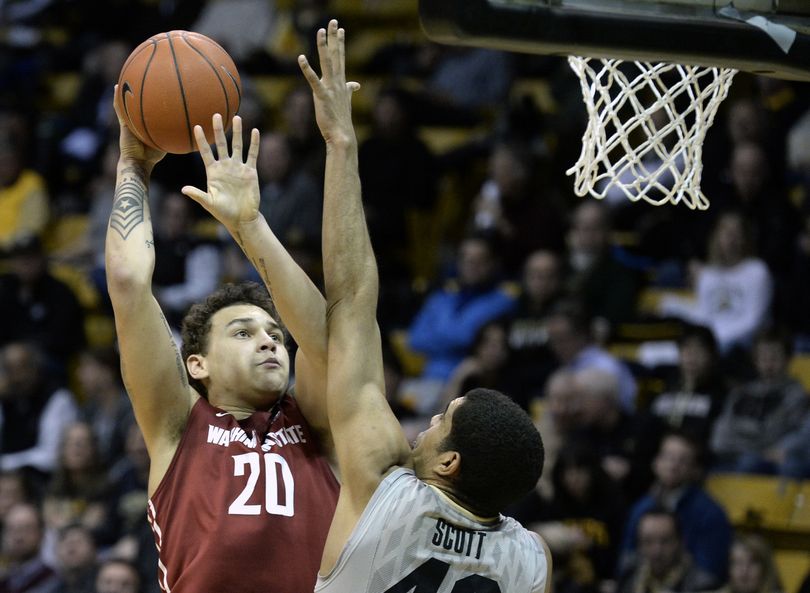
[419,0,810,80]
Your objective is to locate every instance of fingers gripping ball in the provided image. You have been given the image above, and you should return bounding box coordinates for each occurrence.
[117,31,242,154]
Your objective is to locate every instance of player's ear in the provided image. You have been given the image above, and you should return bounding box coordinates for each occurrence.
[187,354,209,381]
[435,450,461,479]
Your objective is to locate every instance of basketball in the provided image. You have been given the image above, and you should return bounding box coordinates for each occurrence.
[116,31,242,155]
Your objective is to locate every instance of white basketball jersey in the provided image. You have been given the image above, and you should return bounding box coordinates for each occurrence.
[316,468,549,593]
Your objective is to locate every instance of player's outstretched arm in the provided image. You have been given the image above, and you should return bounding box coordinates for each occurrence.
[300,20,411,573]
[182,116,330,439]
[106,88,196,494]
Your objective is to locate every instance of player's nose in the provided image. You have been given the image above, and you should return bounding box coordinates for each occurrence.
[258,331,277,350]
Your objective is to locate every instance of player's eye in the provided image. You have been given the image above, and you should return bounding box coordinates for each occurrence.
[234,329,249,338]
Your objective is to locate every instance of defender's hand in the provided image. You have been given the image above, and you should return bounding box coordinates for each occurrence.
[182,114,261,231]
[113,84,165,170]
[297,19,360,147]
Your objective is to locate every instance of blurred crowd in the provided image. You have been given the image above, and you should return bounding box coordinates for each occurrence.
[1,0,810,592]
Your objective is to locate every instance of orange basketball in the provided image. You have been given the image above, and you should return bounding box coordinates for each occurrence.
[116,31,242,155]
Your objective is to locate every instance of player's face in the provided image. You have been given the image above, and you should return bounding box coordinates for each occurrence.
[198,304,290,407]
[411,397,464,478]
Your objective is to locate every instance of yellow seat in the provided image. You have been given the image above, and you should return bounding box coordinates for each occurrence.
[43,214,90,254]
[510,78,557,115]
[388,329,425,378]
[774,550,810,593]
[252,75,298,110]
[788,354,810,393]
[705,473,801,530]
[788,482,810,532]
[636,287,695,315]
[50,263,99,311]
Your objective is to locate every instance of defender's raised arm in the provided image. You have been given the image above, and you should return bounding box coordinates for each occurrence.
[299,21,411,574]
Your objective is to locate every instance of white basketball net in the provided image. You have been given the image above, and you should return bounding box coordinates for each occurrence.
[566,57,737,210]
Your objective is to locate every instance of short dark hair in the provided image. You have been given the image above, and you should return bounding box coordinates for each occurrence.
[97,557,141,593]
[754,325,794,358]
[637,506,681,540]
[677,324,718,357]
[440,388,544,516]
[180,282,286,396]
[659,428,707,470]
[547,299,592,337]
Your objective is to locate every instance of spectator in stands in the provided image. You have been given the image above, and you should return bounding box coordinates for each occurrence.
[782,207,810,351]
[408,232,518,394]
[772,412,810,479]
[280,84,325,181]
[152,192,222,329]
[42,422,115,551]
[533,368,586,499]
[507,250,565,400]
[0,502,61,593]
[512,443,626,593]
[617,508,720,593]
[716,535,782,593]
[710,327,808,474]
[0,342,79,479]
[565,201,644,340]
[106,425,155,593]
[621,431,732,582]
[439,319,526,410]
[659,211,772,357]
[714,141,800,281]
[0,235,86,368]
[257,131,323,252]
[359,87,438,327]
[53,524,97,593]
[75,347,134,467]
[94,558,140,593]
[470,140,566,273]
[545,300,638,412]
[191,0,275,63]
[0,115,49,251]
[57,40,128,194]
[407,44,515,126]
[646,324,729,443]
[0,471,35,521]
[575,368,658,497]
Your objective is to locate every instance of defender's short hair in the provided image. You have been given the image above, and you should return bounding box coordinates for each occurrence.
[441,388,544,516]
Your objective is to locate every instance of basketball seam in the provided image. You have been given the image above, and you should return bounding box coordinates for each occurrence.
[137,40,166,152]
[180,32,232,123]
[221,67,242,112]
[166,32,194,153]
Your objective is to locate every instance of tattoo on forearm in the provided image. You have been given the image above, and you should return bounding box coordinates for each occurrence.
[159,310,190,388]
[257,257,272,294]
[110,174,147,240]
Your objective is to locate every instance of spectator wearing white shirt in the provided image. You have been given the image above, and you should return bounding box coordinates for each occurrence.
[660,211,772,355]
[152,193,222,329]
[0,342,78,477]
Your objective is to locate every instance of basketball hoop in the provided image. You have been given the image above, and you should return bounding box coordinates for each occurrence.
[566,57,737,210]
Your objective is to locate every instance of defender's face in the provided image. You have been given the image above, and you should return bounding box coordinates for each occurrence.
[411,397,464,478]
[197,304,290,407]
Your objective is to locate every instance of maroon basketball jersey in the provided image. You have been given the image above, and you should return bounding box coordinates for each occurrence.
[147,395,339,593]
